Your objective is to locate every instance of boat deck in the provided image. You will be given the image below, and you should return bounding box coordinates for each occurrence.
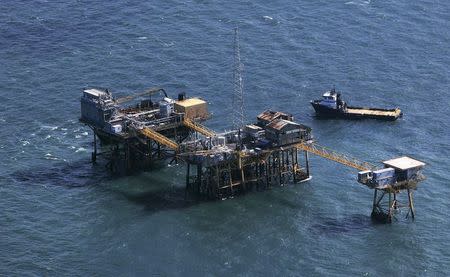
[346,108,402,118]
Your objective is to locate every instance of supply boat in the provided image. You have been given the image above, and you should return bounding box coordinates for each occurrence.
[310,88,402,120]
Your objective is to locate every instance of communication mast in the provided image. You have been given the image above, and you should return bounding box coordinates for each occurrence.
[232,27,245,132]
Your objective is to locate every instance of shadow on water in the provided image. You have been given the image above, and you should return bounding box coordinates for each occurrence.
[8,159,319,215]
[120,180,314,214]
[118,188,201,213]
[9,157,173,189]
[310,214,374,235]
[9,159,113,188]
[9,158,201,213]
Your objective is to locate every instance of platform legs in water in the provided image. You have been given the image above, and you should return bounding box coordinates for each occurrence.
[371,188,415,223]
[184,148,310,199]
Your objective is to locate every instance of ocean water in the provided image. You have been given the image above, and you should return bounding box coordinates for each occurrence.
[1,0,449,275]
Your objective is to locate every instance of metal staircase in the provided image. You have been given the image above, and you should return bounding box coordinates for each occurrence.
[139,127,179,150]
[182,118,216,137]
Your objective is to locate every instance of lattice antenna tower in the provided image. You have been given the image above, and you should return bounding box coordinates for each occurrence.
[232,27,245,131]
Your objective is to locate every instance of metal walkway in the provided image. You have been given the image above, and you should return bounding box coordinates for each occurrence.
[295,142,377,171]
[139,127,179,150]
[183,118,216,137]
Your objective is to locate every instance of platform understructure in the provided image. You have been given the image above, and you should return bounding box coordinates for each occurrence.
[86,114,185,173]
[367,174,425,223]
[181,146,310,199]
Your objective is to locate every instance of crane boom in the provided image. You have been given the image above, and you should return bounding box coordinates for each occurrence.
[115,87,167,104]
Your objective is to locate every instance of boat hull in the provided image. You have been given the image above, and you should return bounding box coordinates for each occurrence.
[311,102,401,121]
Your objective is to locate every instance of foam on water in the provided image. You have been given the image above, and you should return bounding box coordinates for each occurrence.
[75,147,87,153]
[345,0,371,6]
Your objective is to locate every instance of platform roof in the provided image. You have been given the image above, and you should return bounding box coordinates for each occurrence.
[175,98,206,107]
[257,110,292,122]
[323,91,336,97]
[266,119,301,131]
[245,124,263,131]
[84,88,107,97]
[383,156,425,171]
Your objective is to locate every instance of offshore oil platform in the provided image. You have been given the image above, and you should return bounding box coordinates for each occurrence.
[79,29,425,223]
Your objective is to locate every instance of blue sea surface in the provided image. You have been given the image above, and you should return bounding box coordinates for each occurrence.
[1,0,449,275]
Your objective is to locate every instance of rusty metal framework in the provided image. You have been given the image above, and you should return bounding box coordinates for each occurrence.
[184,146,310,199]
[371,188,416,223]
